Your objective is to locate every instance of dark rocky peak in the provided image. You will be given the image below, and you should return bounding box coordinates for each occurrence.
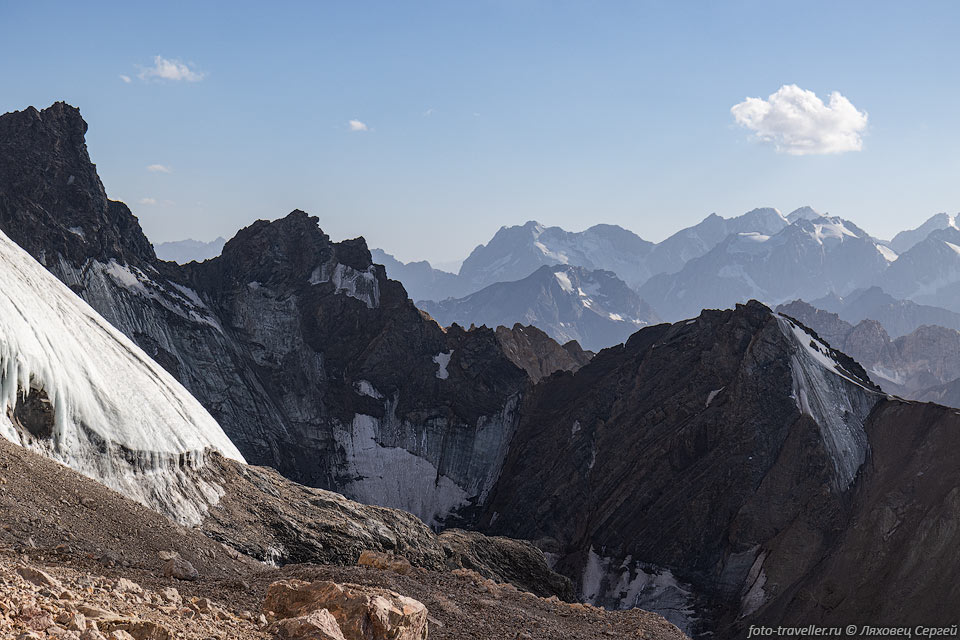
[186,209,411,313]
[479,299,885,633]
[193,210,335,291]
[0,102,155,267]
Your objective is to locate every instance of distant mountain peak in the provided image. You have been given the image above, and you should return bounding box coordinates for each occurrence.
[786,205,823,222]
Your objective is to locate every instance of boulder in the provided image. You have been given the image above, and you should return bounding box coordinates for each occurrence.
[268,609,346,640]
[160,557,198,581]
[263,580,427,640]
[16,565,62,590]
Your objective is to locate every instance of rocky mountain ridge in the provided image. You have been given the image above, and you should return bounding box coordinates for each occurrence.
[0,437,683,640]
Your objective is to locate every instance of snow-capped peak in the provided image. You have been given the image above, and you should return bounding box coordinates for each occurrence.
[786,206,823,223]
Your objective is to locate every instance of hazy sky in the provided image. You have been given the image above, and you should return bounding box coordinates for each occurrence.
[2,1,959,265]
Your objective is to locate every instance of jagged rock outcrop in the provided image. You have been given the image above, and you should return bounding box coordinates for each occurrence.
[493,324,592,382]
[438,529,574,600]
[0,103,534,528]
[263,580,429,640]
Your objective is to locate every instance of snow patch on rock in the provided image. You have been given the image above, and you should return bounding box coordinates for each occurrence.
[554,271,574,293]
[310,262,381,309]
[334,414,470,527]
[433,351,452,380]
[876,244,898,262]
[705,387,724,407]
[355,380,384,399]
[581,547,698,635]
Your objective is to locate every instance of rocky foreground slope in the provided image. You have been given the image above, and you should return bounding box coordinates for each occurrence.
[0,437,686,640]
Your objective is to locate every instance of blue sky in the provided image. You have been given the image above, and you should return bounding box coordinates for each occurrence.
[2,1,959,266]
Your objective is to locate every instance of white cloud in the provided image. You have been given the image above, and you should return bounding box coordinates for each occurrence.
[138,197,158,205]
[119,74,132,84]
[138,56,204,82]
[423,108,435,117]
[731,84,868,155]
[348,119,369,132]
[146,164,172,173]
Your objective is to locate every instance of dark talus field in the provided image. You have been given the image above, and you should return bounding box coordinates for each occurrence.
[2,102,960,638]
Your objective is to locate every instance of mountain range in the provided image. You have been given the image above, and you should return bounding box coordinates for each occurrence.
[3,102,960,637]
[155,236,227,263]
[164,204,960,358]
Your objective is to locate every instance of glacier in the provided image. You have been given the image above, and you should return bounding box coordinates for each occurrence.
[0,230,244,525]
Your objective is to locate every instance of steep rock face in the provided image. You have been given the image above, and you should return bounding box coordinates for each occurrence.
[179,212,529,525]
[0,103,530,527]
[765,399,960,629]
[420,264,661,352]
[478,301,882,635]
[0,102,155,269]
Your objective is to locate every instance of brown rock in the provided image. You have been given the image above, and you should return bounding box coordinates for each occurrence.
[160,557,198,581]
[268,609,346,640]
[100,619,171,640]
[263,579,428,640]
[16,565,63,590]
[357,550,413,576]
